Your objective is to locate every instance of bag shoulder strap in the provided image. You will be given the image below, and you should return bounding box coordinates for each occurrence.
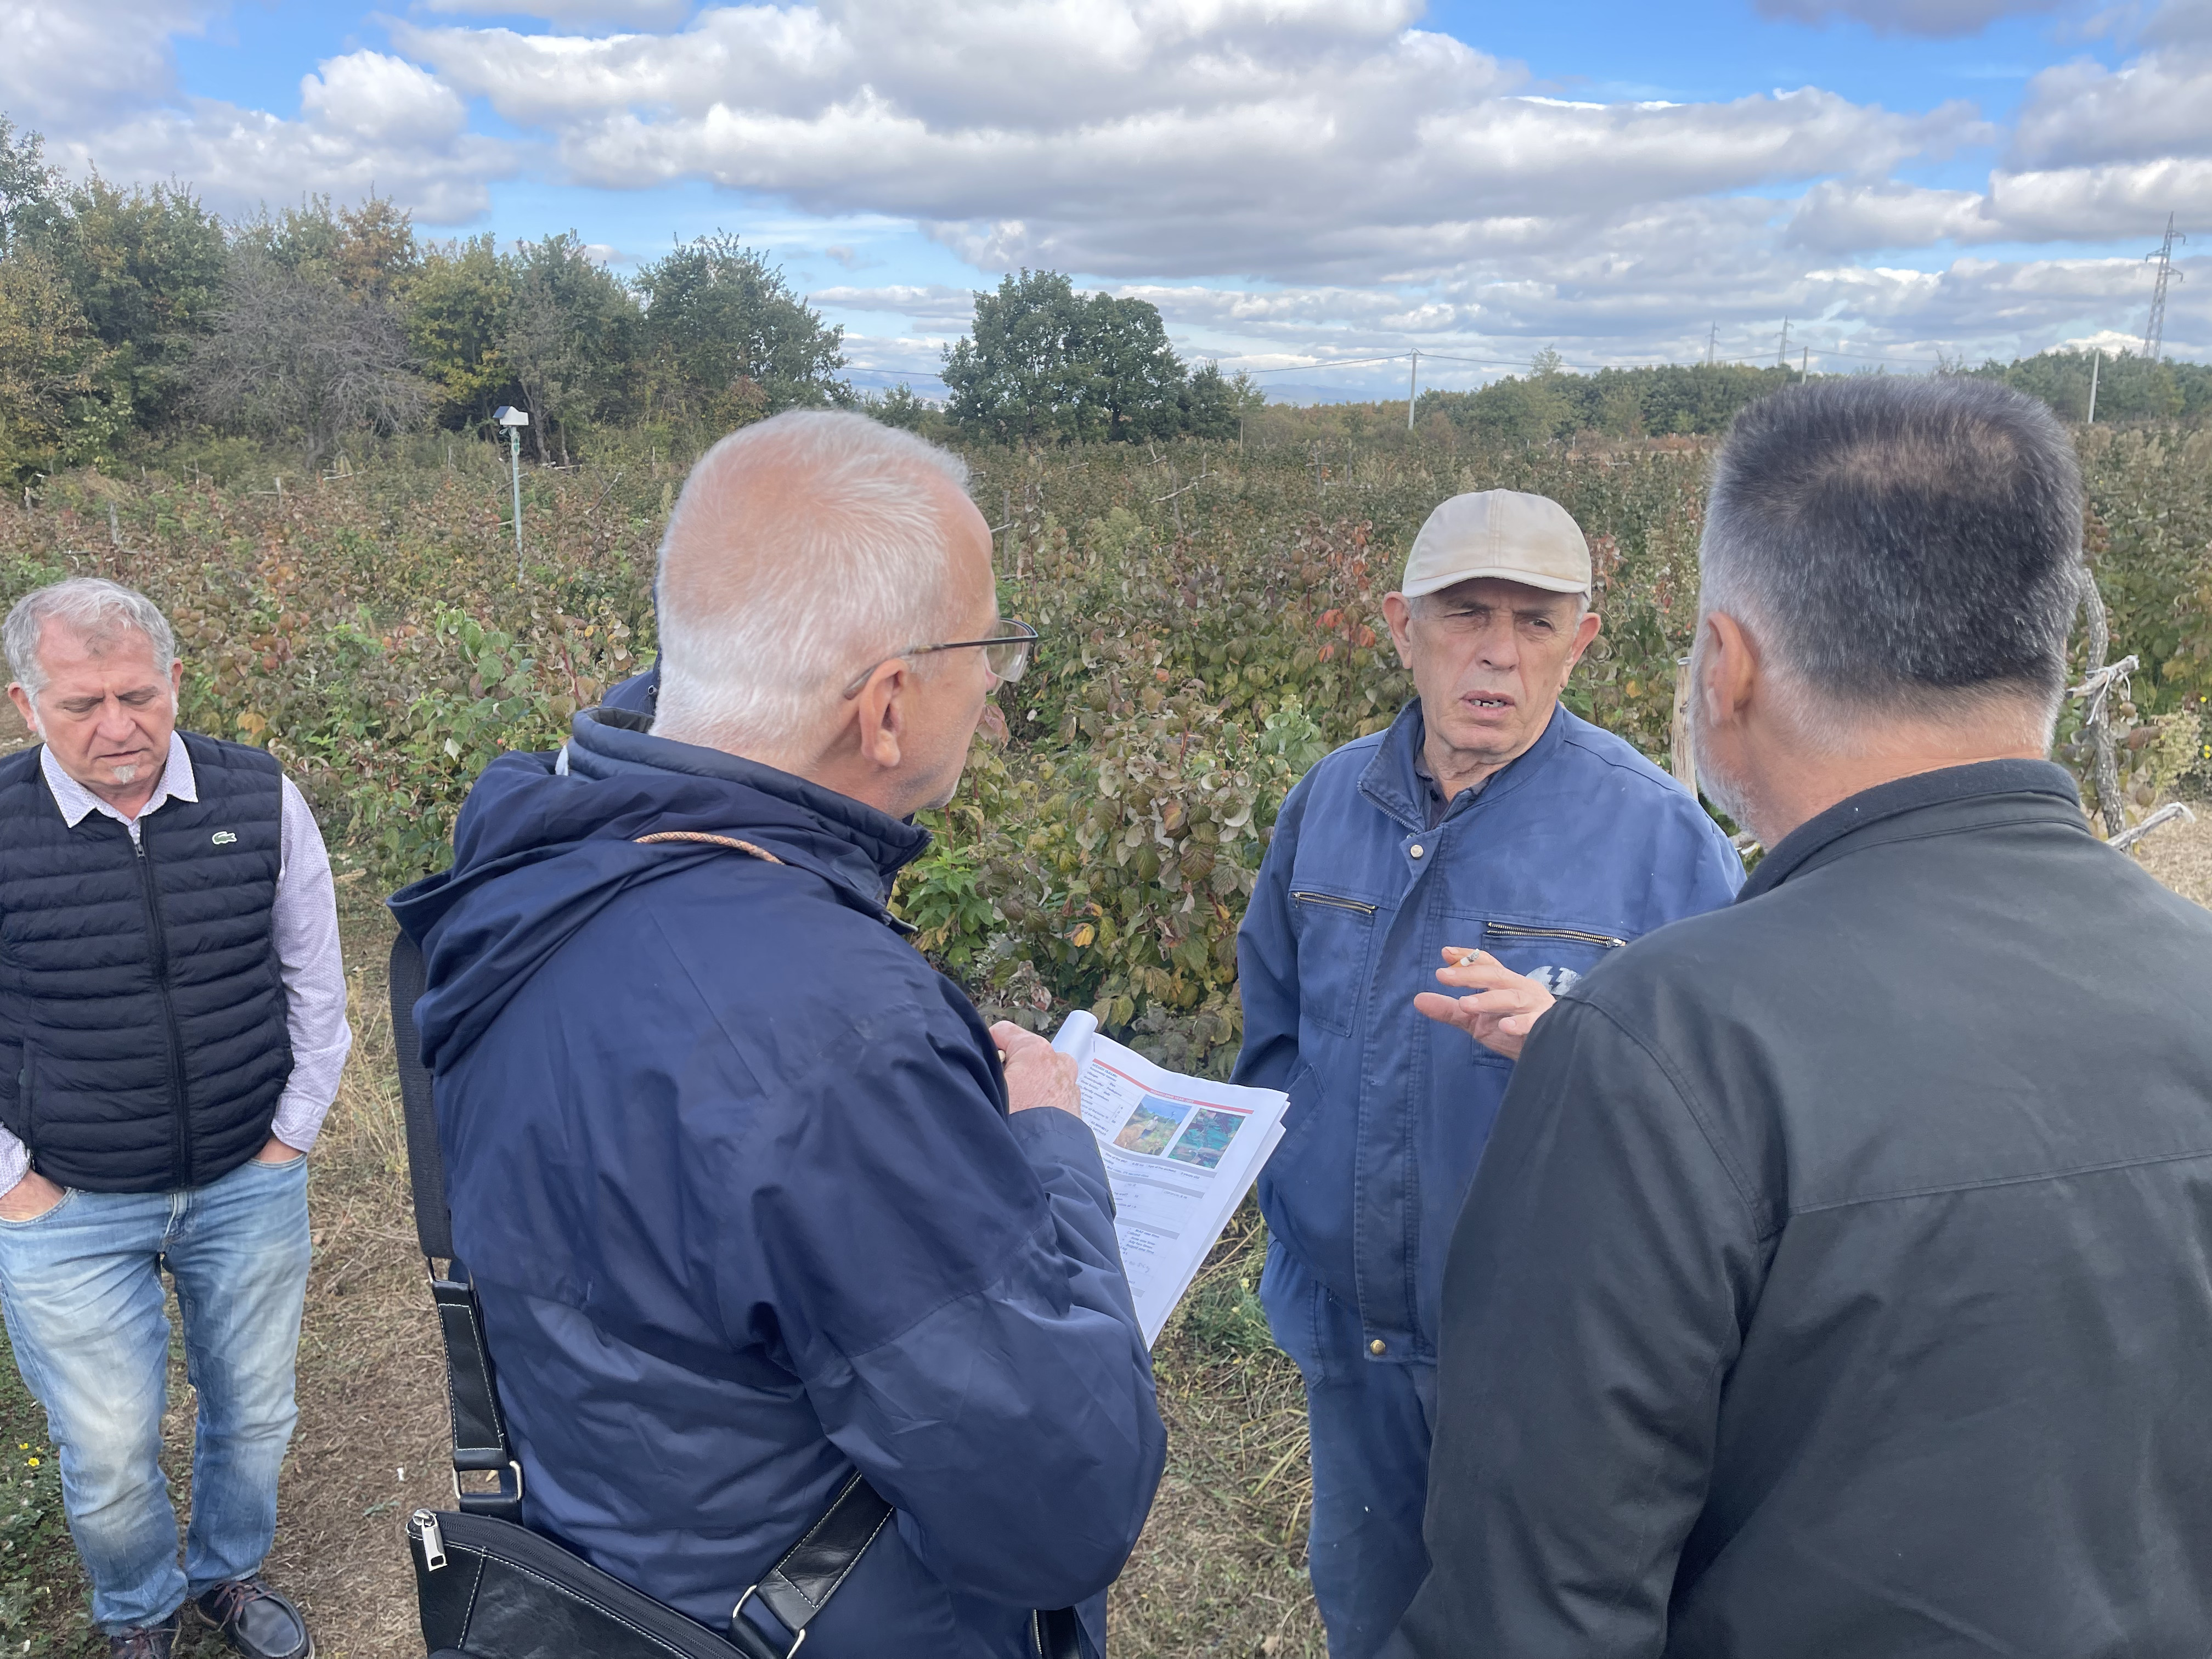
[391,849,905,1656]
[392,929,523,1522]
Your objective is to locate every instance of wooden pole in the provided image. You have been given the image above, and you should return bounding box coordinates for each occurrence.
[1669,654,1698,799]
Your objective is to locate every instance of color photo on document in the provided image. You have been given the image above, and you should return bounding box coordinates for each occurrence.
[1115,1096,1191,1156]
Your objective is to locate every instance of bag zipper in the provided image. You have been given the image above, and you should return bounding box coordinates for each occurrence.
[1484,921,1627,950]
[134,838,194,1183]
[410,1508,447,1571]
[1291,891,1378,917]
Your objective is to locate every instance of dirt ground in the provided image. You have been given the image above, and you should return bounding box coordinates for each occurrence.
[2134,807,2212,909]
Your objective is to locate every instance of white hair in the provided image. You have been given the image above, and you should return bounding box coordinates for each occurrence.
[650,411,975,757]
[4,577,178,701]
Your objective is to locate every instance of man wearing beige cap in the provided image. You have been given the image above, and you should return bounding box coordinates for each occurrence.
[1233,490,1741,1657]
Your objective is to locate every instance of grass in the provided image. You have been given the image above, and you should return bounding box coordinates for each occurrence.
[0,1343,89,1654]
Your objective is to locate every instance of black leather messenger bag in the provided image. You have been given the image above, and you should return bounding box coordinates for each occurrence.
[389,927,1084,1659]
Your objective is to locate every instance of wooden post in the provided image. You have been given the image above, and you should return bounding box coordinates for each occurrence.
[1668,653,1698,798]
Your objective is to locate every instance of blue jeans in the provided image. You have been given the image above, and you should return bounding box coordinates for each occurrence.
[0,1153,311,1633]
[1262,1242,1436,1659]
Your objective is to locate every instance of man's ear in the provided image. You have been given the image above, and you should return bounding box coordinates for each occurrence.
[852,658,910,771]
[169,659,183,699]
[1383,592,1415,667]
[1699,611,1759,726]
[1565,607,1601,670]
[6,684,37,740]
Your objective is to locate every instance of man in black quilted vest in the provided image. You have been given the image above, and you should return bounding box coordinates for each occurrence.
[0,579,349,1659]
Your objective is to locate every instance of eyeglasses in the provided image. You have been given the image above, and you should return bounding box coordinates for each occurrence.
[839,618,1040,699]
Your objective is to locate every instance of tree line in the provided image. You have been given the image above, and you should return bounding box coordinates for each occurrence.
[1414,346,2212,445]
[3,113,2203,486]
[0,119,1267,484]
[0,117,859,481]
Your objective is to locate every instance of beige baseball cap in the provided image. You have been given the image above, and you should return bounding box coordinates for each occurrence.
[1400,489,1591,599]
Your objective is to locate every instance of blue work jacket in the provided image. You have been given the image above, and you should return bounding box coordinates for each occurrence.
[1234,699,1742,1364]
[391,708,1164,1657]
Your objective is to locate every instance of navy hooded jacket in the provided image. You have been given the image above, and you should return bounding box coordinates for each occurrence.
[390,707,1165,1657]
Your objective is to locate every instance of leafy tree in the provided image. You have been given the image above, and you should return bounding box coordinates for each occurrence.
[1182,362,1266,441]
[0,116,60,255]
[409,234,518,430]
[1081,291,1188,441]
[1419,359,1795,442]
[635,233,848,426]
[331,196,419,299]
[0,246,119,482]
[1968,349,2211,424]
[941,270,1198,443]
[36,174,226,430]
[941,270,1090,442]
[193,245,426,469]
[502,232,640,460]
[862,382,934,432]
[233,195,420,296]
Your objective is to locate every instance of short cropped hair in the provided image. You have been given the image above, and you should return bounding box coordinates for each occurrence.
[652,411,973,754]
[1700,375,2083,743]
[4,577,178,701]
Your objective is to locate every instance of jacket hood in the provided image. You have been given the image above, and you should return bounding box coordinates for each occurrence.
[389,706,931,1071]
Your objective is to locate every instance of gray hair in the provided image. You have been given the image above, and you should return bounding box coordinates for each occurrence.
[651,411,974,755]
[4,577,179,701]
[1699,375,2083,751]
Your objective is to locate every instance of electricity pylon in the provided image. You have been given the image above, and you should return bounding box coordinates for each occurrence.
[2143,215,2186,362]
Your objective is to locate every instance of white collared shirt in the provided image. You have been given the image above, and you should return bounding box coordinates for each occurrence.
[3,732,353,1189]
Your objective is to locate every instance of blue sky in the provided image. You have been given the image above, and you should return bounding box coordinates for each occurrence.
[7,0,2207,400]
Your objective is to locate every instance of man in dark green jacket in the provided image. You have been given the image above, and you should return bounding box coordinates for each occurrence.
[1393,376,2212,1657]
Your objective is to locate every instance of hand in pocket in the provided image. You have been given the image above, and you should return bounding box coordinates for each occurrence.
[0,1171,66,1223]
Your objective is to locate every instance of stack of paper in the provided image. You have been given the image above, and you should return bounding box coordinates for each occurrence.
[1051,1012,1289,1346]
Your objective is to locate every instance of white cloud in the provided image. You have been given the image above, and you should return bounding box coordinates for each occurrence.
[809,282,975,319]
[1984,156,2212,238]
[1788,182,2002,250]
[8,0,2207,363]
[0,0,212,128]
[2010,40,2212,167]
[420,0,693,26]
[399,3,1982,283]
[301,51,468,146]
[44,51,515,226]
[1753,0,2061,36]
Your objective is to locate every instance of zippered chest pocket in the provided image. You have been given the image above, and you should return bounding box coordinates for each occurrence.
[1289,890,1379,1039]
[1476,919,1625,997]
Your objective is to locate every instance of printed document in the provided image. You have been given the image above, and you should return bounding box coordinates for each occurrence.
[1050,1012,1289,1346]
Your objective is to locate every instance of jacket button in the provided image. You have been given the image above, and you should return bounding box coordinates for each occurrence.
[1409,844,1425,859]
[1369,1338,1387,1356]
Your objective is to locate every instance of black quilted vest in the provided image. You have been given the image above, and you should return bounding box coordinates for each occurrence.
[0,734,292,1193]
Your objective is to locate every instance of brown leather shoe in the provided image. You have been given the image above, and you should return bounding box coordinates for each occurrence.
[195,1576,313,1659]
[106,1615,177,1658]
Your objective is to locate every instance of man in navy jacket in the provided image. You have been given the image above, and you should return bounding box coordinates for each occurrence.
[1234,491,1742,1657]
[393,412,1164,1657]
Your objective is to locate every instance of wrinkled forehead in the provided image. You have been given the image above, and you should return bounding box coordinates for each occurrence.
[32,618,170,688]
[1422,575,1583,615]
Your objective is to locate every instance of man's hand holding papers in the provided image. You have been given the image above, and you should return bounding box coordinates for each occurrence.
[1048,1012,1289,1346]
[992,1020,1084,1115]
